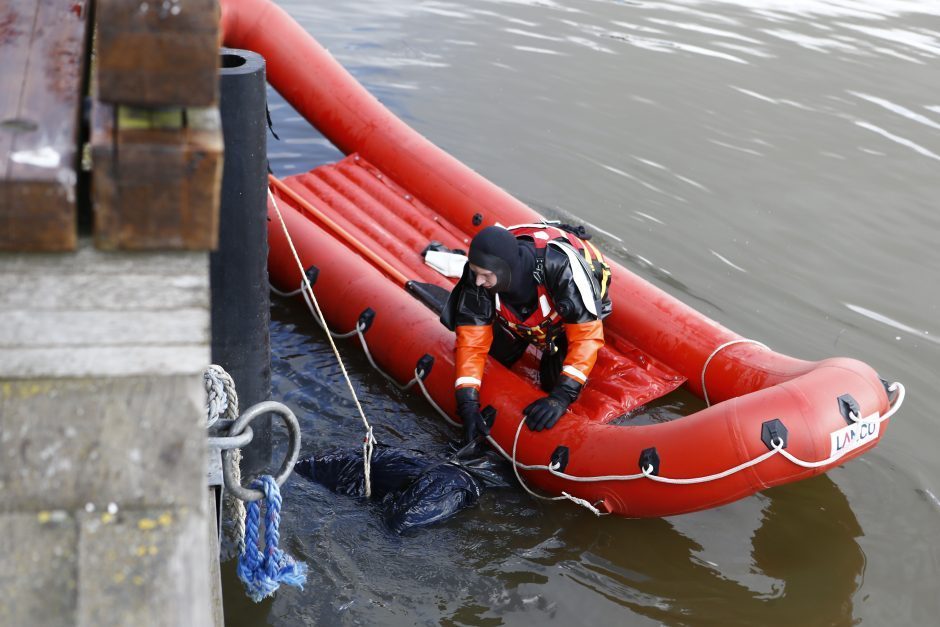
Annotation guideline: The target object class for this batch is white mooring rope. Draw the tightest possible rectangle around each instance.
[205,364,239,428]
[268,186,377,497]
[205,364,246,556]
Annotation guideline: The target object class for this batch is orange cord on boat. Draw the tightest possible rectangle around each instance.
[268,174,411,288]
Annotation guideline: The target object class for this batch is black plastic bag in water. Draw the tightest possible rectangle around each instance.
[294,444,509,533]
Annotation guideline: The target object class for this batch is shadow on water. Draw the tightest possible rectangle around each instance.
[600,476,863,626]
[443,473,865,626]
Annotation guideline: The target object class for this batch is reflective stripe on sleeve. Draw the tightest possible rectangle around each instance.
[562,365,587,383]
[455,376,482,388]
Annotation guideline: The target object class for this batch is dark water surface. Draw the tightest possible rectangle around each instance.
[227,1,940,624]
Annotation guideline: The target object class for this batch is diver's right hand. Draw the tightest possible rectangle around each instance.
[456,387,490,444]
[461,409,490,444]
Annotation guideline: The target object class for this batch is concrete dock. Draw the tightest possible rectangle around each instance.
[1,0,225,623]
[0,244,216,626]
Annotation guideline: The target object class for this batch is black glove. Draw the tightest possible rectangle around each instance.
[456,387,489,444]
[524,376,582,431]
[523,390,570,431]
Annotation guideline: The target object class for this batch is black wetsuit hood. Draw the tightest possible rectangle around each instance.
[468,226,536,304]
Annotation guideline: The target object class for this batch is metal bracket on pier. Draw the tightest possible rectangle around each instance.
[207,420,255,487]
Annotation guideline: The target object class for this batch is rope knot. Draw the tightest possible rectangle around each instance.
[236,475,308,602]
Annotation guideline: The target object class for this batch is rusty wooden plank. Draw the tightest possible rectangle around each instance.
[91,103,222,250]
[0,0,88,252]
[95,0,219,107]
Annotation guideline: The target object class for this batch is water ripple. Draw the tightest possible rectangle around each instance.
[504,27,563,41]
[645,18,764,44]
[850,91,940,130]
[707,139,764,156]
[710,250,748,273]
[512,44,567,55]
[854,121,940,161]
[762,28,859,51]
[838,22,940,57]
[845,303,939,344]
[676,0,940,19]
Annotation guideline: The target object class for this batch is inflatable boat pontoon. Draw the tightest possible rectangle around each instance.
[220,0,904,517]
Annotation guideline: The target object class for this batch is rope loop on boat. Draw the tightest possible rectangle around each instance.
[507,419,608,516]
[298,284,361,339]
[701,338,769,407]
[489,382,905,499]
[278,276,431,394]
[273,272,462,435]
[268,185,378,497]
[270,283,305,298]
[842,381,905,426]
[415,367,460,428]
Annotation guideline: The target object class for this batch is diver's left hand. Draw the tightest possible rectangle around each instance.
[523,393,569,431]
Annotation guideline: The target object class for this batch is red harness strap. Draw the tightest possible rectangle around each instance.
[491,224,579,347]
[494,287,561,348]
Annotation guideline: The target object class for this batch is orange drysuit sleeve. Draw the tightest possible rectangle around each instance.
[454,324,493,390]
[560,320,604,385]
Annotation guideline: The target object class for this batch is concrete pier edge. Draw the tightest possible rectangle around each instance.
[0,240,215,626]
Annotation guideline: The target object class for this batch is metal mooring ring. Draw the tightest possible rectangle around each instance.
[222,401,302,502]
[208,420,254,450]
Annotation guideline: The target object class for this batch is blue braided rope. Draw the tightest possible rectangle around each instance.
[236,475,308,602]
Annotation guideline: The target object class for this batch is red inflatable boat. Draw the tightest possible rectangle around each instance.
[221,0,904,517]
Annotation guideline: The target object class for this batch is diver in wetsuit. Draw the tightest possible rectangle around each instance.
[441,224,612,444]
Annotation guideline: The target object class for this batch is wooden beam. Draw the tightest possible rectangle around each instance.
[91,103,223,250]
[0,239,210,378]
[0,0,89,252]
[95,0,220,107]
